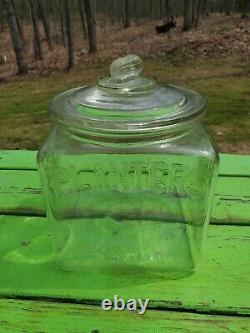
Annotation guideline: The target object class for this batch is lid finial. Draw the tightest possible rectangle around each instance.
[98,54,155,94]
[110,54,143,83]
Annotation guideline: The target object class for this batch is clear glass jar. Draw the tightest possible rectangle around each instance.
[37,55,219,279]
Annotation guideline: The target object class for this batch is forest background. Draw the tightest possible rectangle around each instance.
[0,0,249,153]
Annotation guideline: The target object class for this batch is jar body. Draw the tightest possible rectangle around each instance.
[37,122,218,279]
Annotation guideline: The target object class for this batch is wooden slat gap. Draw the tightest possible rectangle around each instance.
[1,295,249,318]
[0,167,37,171]
[0,213,249,226]
[218,174,250,179]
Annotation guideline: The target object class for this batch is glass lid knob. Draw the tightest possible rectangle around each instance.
[98,54,155,94]
[110,54,143,83]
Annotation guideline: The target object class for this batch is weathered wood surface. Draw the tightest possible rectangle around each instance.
[0,151,250,224]
[0,299,249,333]
[0,150,249,332]
[0,150,37,170]
[0,215,249,315]
[1,150,249,176]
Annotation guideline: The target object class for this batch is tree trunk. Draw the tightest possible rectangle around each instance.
[110,0,117,25]
[205,0,211,16]
[202,0,208,17]
[46,0,53,18]
[149,0,154,21]
[219,0,225,13]
[0,8,6,32]
[241,0,248,18]
[192,0,197,26]
[148,0,154,22]
[83,0,97,53]
[225,0,234,15]
[133,0,139,24]
[20,0,27,21]
[3,0,27,74]
[122,0,130,29]
[58,0,66,47]
[210,0,216,12]
[165,0,170,22]
[62,0,74,69]
[78,0,87,40]
[160,0,165,19]
[0,22,5,33]
[37,0,52,50]
[29,0,42,60]
[183,0,192,31]
[11,0,24,43]
[194,0,202,27]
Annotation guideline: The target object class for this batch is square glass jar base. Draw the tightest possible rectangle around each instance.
[53,216,197,281]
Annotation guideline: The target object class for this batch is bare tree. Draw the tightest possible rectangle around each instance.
[58,0,66,47]
[183,0,192,31]
[84,0,97,53]
[0,1,6,32]
[225,0,234,15]
[160,0,165,19]
[62,0,74,69]
[202,0,209,17]
[165,0,170,22]
[133,0,138,23]
[110,0,117,25]
[192,0,197,26]
[29,0,42,60]
[194,0,203,27]
[37,0,52,50]
[219,0,225,13]
[149,0,154,21]
[122,0,130,29]
[241,0,248,18]
[3,0,27,74]
[0,22,5,33]
[78,0,87,40]
[11,0,24,43]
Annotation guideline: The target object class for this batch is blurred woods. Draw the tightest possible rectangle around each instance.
[1,0,249,74]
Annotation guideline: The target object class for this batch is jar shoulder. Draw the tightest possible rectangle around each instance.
[38,124,218,162]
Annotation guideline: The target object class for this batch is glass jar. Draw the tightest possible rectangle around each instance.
[37,55,219,279]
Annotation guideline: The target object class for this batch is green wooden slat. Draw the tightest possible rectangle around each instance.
[0,150,37,170]
[0,215,249,315]
[0,170,44,216]
[219,154,250,177]
[0,150,249,223]
[0,299,249,333]
[1,150,250,176]
[212,177,250,224]
[1,169,249,224]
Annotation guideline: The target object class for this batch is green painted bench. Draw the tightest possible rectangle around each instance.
[0,150,249,332]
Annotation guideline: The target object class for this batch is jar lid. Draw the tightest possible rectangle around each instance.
[51,54,206,133]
